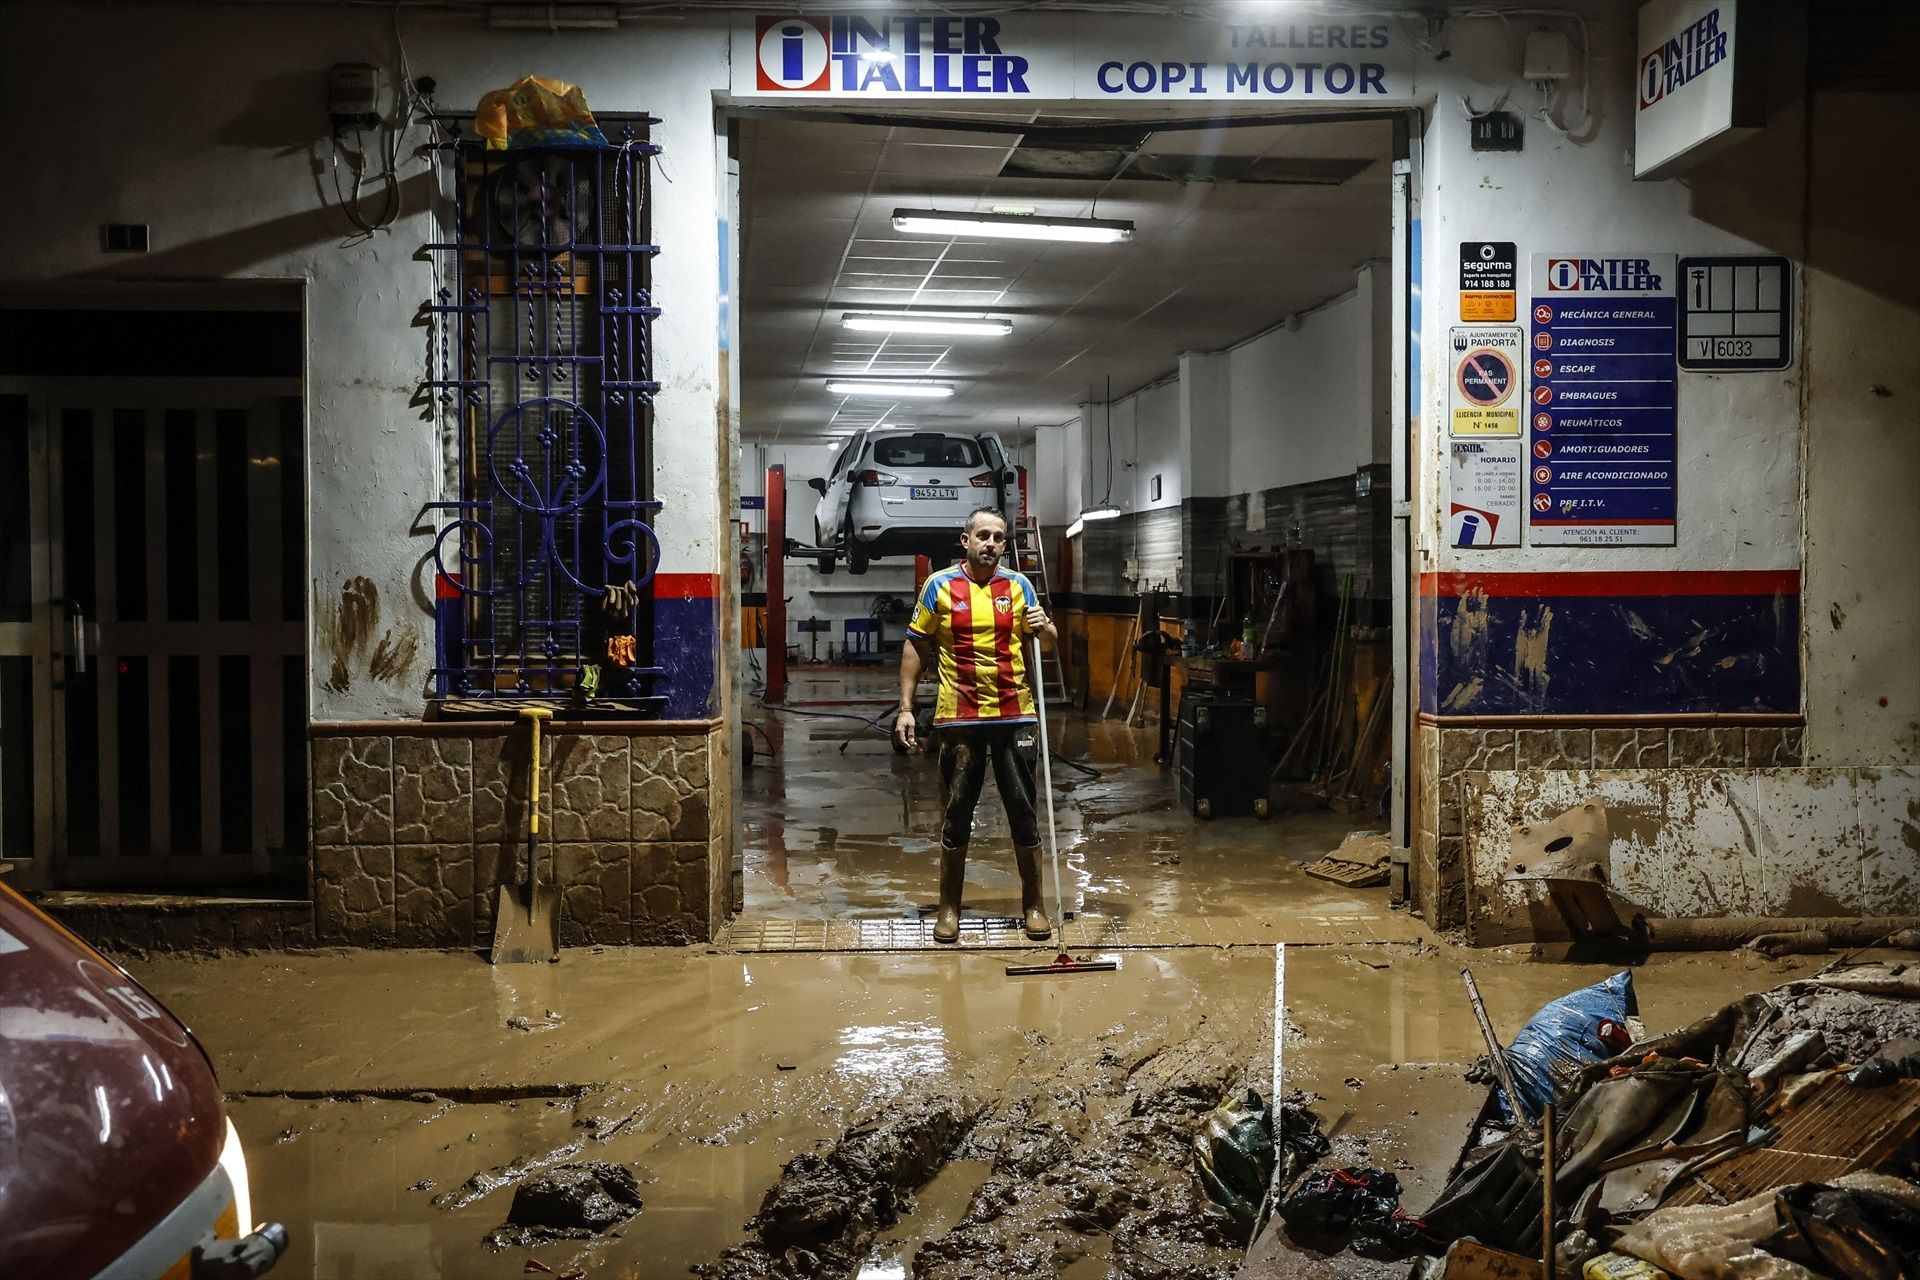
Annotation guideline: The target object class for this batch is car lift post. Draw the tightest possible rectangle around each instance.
[766,463,786,703]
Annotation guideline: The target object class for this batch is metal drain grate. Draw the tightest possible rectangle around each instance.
[717,911,1425,953]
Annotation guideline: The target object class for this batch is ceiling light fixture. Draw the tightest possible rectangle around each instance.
[825,379,956,399]
[841,311,1012,337]
[891,209,1134,244]
[1080,502,1123,521]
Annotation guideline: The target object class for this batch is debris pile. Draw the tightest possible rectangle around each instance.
[1420,958,1920,1279]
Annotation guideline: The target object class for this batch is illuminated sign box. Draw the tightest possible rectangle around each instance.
[1634,0,1767,178]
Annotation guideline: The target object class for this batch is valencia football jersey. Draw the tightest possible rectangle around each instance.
[907,566,1040,727]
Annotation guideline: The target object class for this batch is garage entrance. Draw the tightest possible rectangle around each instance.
[727,106,1413,949]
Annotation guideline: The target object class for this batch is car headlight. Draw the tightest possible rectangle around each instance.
[218,1117,253,1233]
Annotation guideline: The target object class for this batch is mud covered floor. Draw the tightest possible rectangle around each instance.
[740,672,1420,948]
[121,690,1839,1277]
[127,943,1834,1279]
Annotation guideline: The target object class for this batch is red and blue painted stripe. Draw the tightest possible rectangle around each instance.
[1419,569,1799,716]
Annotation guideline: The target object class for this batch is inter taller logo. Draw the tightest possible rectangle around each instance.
[756,16,830,91]
[1546,258,1664,293]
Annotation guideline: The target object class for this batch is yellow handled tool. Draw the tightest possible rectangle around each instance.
[489,706,559,964]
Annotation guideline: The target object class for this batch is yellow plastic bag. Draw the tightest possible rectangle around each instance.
[474,76,608,150]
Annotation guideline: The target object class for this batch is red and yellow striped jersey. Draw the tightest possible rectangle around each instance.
[907,565,1040,727]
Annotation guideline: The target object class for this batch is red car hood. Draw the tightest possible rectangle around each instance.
[0,881,227,1277]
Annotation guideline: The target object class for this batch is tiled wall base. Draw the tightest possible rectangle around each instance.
[1414,721,1803,932]
[311,726,725,947]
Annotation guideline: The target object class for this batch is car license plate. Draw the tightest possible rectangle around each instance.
[910,486,958,500]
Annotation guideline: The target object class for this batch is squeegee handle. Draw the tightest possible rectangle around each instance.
[1031,636,1066,941]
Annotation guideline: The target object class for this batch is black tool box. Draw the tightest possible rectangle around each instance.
[1175,696,1270,819]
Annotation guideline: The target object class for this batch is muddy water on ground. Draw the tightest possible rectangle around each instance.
[746,676,1403,940]
[127,941,1831,1279]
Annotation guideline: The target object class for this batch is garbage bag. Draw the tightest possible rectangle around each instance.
[1500,970,1638,1122]
[1193,1088,1274,1231]
[1763,1174,1920,1280]
[1280,1166,1427,1256]
[475,76,609,150]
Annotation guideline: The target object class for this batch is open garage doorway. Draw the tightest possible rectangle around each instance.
[727,108,1416,951]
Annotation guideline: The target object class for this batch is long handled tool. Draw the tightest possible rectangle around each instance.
[1008,634,1117,978]
[490,706,559,964]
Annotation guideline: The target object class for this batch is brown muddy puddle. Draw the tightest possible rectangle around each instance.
[125,940,1830,1279]
[743,678,1403,943]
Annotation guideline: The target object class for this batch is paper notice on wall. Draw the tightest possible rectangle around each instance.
[1449,438,1522,546]
[1449,326,1524,436]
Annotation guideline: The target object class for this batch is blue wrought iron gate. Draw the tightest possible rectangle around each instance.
[425,124,666,711]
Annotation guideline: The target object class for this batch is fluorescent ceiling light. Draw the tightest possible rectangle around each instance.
[891,209,1134,244]
[841,311,1012,337]
[1081,503,1123,521]
[825,379,955,399]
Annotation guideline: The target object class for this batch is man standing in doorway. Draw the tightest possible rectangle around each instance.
[894,507,1057,944]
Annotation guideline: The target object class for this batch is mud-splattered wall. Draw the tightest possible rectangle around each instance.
[1411,10,1919,928]
[1,3,731,727]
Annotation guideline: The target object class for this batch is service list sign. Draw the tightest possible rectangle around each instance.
[1528,254,1679,546]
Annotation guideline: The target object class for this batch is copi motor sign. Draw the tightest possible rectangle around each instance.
[734,12,1416,100]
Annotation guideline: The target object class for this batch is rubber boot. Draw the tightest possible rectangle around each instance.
[934,843,967,943]
[1014,843,1053,941]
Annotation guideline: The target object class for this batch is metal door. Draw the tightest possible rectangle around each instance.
[0,378,306,889]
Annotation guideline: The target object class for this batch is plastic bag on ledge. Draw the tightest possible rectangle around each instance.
[475,76,609,150]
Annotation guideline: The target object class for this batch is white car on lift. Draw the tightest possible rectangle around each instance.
[808,428,1021,574]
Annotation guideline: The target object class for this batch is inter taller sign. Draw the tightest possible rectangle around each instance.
[1634,0,1766,178]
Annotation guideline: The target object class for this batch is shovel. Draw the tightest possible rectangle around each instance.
[490,706,559,964]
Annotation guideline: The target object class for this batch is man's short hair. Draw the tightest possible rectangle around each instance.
[964,506,1007,533]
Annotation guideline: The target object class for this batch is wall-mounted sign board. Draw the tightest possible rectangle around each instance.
[1450,439,1523,547]
[732,13,1417,101]
[1677,255,1792,370]
[1528,254,1679,546]
[1459,241,1517,322]
[1635,0,1765,178]
[1449,326,1524,436]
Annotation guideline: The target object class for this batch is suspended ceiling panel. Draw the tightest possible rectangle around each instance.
[739,114,1393,443]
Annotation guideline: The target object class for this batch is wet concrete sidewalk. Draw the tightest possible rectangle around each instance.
[127,943,1830,1279]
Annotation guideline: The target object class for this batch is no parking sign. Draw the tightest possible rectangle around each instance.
[1448,326,1523,437]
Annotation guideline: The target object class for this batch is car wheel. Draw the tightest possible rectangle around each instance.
[846,521,869,575]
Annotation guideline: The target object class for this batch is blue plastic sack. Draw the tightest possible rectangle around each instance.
[1498,970,1637,1122]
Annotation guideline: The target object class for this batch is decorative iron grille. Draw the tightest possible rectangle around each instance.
[424,123,664,709]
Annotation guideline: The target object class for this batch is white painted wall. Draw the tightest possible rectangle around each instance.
[1061,263,1386,519]
[1223,280,1380,495]
[1801,93,1920,766]
[1,2,732,722]
[1415,9,1805,579]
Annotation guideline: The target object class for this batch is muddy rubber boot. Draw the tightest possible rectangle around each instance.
[934,843,967,943]
[1014,843,1052,941]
